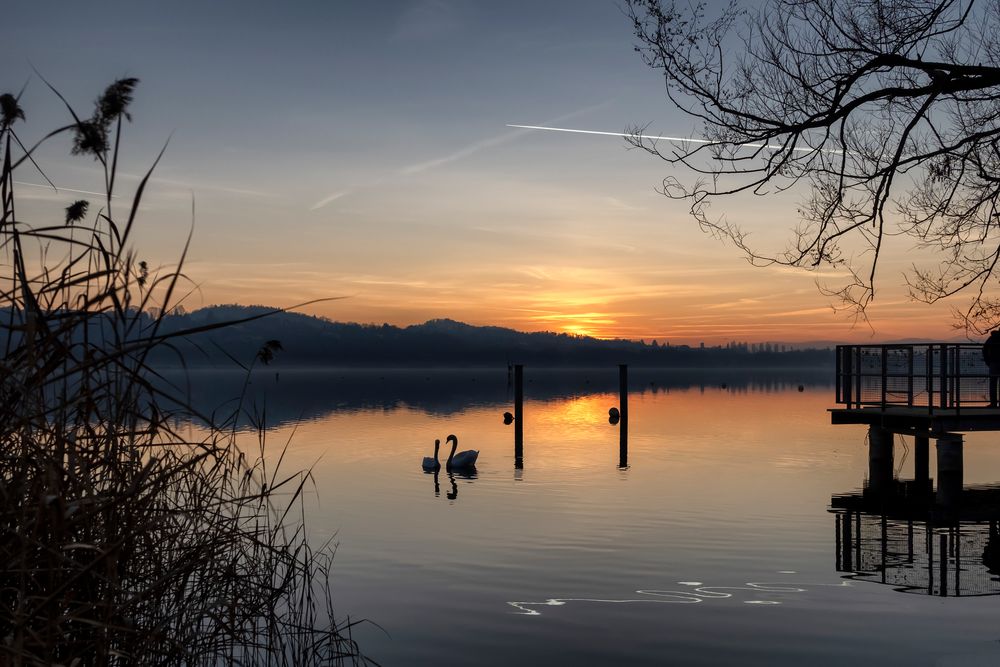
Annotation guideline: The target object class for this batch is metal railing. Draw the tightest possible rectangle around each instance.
[836,344,994,411]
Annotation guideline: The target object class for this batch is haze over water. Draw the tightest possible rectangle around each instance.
[198,368,1000,665]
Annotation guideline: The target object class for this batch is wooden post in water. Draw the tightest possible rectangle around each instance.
[619,364,629,469]
[514,364,524,468]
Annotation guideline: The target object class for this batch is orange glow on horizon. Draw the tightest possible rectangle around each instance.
[173,222,980,346]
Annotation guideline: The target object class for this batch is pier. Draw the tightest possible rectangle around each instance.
[832,342,1000,509]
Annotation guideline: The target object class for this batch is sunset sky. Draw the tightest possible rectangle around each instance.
[2,0,972,344]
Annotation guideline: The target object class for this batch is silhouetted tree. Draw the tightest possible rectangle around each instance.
[626,0,1000,332]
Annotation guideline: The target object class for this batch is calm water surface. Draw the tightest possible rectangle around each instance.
[191,368,1000,665]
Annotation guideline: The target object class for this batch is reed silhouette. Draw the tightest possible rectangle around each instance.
[0,79,366,665]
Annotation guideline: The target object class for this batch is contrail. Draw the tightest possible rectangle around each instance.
[309,190,350,211]
[309,101,616,212]
[505,124,841,155]
[14,181,112,197]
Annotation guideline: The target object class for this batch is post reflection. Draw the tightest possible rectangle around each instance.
[514,364,524,469]
[618,364,629,470]
[617,412,628,470]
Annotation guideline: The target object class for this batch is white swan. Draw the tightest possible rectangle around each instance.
[445,434,478,470]
[422,439,441,471]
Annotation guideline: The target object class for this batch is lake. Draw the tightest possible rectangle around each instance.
[182,367,1000,665]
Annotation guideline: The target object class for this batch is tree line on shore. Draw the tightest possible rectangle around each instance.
[134,305,836,368]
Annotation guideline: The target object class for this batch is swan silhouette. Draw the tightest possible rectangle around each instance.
[422,439,441,471]
[445,434,478,470]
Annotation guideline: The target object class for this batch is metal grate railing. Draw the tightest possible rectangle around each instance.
[836,344,993,411]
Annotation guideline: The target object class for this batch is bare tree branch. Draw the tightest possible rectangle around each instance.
[626,0,1000,333]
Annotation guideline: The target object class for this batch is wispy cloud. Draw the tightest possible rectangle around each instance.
[152,175,277,198]
[58,164,279,200]
[309,191,351,211]
[309,101,612,211]
[400,130,522,175]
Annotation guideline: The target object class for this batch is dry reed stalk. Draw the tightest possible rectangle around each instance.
[0,79,368,666]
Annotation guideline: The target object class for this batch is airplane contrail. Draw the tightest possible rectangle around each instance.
[14,181,113,198]
[505,124,841,155]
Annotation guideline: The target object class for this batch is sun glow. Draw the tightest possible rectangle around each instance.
[561,323,599,338]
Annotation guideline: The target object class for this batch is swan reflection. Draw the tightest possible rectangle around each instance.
[426,467,476,501]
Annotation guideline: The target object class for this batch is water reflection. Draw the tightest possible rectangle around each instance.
[215,379,1000,664]
[616,408,628,470]
[830,480,1000,596]
[158,367,831,430]
[508,580,853,616]
[426,469,476,502]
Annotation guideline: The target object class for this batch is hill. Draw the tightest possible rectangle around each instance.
[145,305,834,368]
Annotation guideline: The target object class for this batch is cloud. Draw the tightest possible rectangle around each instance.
[309,190,350,211]
[309,101,613,212]
[400,129,522,175]
[401,100,614,176]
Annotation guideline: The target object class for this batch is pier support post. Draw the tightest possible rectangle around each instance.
[619,364,629,469]
[936,434,963,508]
[514,365,524,468]
[914,434,930,491]
[867,426,894,493]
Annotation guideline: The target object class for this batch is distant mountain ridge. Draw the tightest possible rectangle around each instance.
[147,305,835,368]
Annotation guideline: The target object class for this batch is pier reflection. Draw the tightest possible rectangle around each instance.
[830,482,1000,596]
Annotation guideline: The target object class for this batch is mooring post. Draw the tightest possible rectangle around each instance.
[514,364,524,467]
[936,433,963,508]
[619,364,629,469]
[914,434,930,492]
[867,426,894,493]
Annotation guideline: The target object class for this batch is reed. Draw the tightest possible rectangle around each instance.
[0,79,367,665]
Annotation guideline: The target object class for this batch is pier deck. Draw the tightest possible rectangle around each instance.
[830,406,1000,432]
